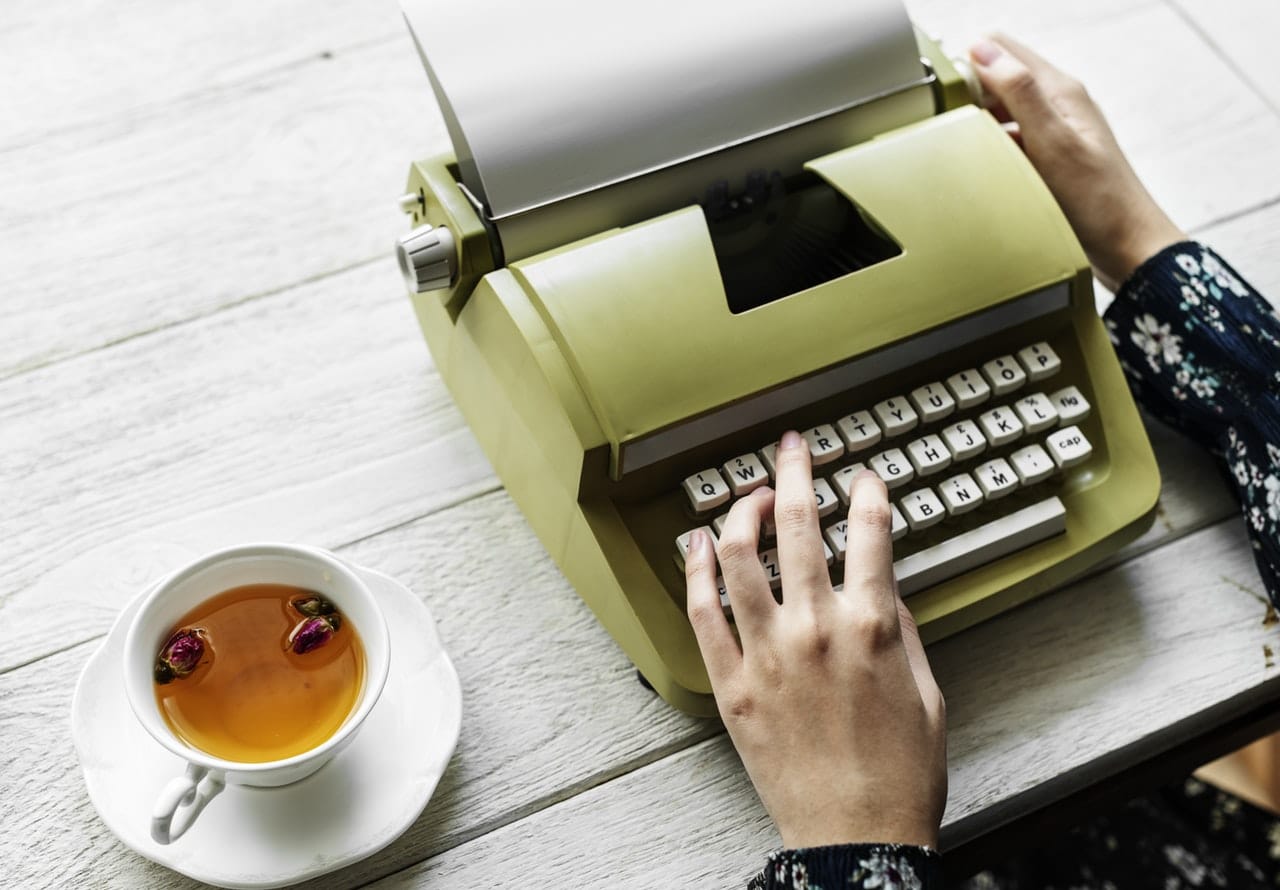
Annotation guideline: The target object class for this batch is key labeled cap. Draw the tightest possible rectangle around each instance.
[909,383,956,423]
[1045,426,1093,469]
[869,448,915,490]
[683,469,730,513]
[803,424,845,466]
[938,472,984,516]
[1016,342,1062,382]
[831,463,869,506]
[977,406,1024,447]
[872,397,919,437]
[836,410,882,453]
[1009,443,1055,485]
[1050,386,1091,425]
[1014,392,1058,433]
[941,420,986,461]
[974,457,1019,499]
[945,369,991,409]
[905,434,952,477]
[900,487,946,531]
[722,452,768,496]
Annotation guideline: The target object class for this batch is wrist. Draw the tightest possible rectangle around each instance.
[1091,194,1186,291]
[780,820,938,851]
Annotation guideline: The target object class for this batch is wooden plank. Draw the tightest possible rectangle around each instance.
[0,490,715,890]
[0,38,448,380]
[1169,0,1280,115]
[0,260,489,672]
[0,0,404,148]
[369,518,1280,887]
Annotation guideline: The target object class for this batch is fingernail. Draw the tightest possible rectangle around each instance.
[852,469,883,496]
[970,38,1003,66]
[688,528,707,556]
[780,430,803,451]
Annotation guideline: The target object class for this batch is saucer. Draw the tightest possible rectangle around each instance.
[71,565,462,889]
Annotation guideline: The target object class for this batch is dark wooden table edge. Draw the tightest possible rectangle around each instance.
[941,680,1280,878]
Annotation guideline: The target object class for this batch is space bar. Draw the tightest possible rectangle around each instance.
[890,497,1066,597]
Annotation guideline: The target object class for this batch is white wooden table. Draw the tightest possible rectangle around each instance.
[5,0,1280,886]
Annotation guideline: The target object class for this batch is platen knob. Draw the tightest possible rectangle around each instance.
[396,224,457,293]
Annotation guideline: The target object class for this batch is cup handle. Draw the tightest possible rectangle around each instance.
[151,763,226,844]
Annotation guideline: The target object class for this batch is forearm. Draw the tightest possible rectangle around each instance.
[1103,241,1280,596]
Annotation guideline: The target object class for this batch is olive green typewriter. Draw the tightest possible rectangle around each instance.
[393,0,1160,715]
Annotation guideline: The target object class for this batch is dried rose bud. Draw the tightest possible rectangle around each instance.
[290,595,336,618]
[154,629,206,684]
[289,616,338,655]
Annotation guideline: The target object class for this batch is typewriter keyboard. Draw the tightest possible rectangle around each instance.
[675,342,1092,613]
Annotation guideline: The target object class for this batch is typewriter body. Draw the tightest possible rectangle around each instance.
[395,0,1160,715]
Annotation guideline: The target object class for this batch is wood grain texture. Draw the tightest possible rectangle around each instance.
[1170,0,1280,115]
[0,37,448,380]
[0,260,483,672]
[375,519,1280,887]
[0,491,715,889]
[0,0,403,147]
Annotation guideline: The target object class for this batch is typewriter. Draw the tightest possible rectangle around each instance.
[394,0,1160,715]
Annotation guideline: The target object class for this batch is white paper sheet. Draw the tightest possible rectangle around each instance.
[402,0,926,221]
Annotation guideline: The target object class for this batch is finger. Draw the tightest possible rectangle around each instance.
[968,35,1060,134]
[1002,120,1024,149]
[895,595,946,727]
[716,486,779,637]
[685,528,741,685]
[841,470,899,623]
[986,32,1069,84]
[771,431,832,608]
[985,98,1013,124]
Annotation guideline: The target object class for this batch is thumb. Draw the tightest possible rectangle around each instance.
[969,37,1058,133]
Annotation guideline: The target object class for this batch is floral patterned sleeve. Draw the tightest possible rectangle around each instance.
[748,843,942,889]
[1102,241,1280,601]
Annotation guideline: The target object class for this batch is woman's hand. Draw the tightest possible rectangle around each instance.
[969,34,1186,291]
[684,430,947,849]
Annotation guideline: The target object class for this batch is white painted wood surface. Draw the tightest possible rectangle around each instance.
[3,0,1280,886]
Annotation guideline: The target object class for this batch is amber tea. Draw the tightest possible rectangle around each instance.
[153,583,365,763]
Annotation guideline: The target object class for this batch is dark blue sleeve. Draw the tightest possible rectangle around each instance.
[1102,241,1280,599]
[748,843,943,889]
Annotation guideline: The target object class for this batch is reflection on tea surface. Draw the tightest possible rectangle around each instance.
[154,584,364,763]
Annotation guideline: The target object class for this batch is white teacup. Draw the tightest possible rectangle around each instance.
[122,543,391,844]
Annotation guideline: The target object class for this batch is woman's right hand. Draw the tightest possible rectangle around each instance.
[969,34,1186,291]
